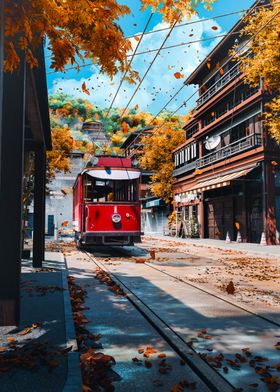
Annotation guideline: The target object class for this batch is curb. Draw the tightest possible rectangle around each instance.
[58,253,82,392]
[92,256,234,392]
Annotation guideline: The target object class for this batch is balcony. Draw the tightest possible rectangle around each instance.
[196,133,263,169]
[173,161,196,177]
[196,63,241,109]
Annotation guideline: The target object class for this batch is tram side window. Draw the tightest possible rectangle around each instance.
[83,175,138,202]
[114,179,138,201]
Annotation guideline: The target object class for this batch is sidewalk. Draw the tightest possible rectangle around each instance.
[150,234,280,259]
[0,252,81,392]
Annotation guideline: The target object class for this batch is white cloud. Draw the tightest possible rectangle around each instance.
[50,15,223,116]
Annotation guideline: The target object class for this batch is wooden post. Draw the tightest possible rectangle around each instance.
[265,161,276,245]
[199,193,204,239]
[0,11,26,324]
[33,142,46,267]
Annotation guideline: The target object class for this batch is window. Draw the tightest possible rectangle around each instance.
[83,175,139,202]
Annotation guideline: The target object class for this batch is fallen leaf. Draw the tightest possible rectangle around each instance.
[145,360,152,368]
[135,259,145,264]
[18,327,32,336]
[226,281,235,295]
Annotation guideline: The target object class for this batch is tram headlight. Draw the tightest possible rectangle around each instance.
[112,213,121,224]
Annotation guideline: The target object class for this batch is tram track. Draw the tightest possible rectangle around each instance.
[82,249,236,392]
[80,246,280,392]
[88,245,280,328]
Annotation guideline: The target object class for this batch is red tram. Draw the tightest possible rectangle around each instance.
[73,156,141,247]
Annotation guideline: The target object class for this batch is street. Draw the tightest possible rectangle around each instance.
[61,236,280,391]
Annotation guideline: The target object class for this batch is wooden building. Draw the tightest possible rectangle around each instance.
[0,2,52,325]
[172,5,280,244]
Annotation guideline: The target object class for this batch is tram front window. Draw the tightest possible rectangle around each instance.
[83,176,138,202]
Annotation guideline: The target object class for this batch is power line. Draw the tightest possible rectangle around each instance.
[124,0,266,155]
[45,2,277,63]
[46,2,278,76]
[105,13,153,119]
[119,19,179,119]
[46,32,235,75]
[124,2,277,40]
[127,7,280,158]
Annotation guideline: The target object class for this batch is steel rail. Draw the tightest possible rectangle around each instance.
[80,244,280,390]
[82,249,234,392]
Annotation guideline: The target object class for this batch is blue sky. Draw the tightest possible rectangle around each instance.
[46,0,255,115]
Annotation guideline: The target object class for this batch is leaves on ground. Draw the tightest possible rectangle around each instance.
[226,281,235,295]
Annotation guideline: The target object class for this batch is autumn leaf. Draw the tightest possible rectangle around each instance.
[6,337,15,342]
[158,353,166,358]
[121,121,129,133]
[235,222,240,230]
[134,104,139,110]
[226,281,235,295]
[211,26,218,30]
[174,72,184,79]
[18,327,32,336]
[135,258,145,263]
[95,113,100,119]
[82,82,90,96]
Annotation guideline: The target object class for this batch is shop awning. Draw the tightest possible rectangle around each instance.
[146,198,164,208]
[184,166,255,194]
[86,169,141,180]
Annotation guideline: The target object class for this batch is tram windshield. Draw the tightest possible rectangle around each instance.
[83,175,139,202]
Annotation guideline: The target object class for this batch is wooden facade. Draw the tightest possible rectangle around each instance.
[0,1,52,325]
[172,4,280,245]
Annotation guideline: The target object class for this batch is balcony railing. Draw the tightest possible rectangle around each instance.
[173,161,196,177]
[196,133,263,169]
[196,63,241,109]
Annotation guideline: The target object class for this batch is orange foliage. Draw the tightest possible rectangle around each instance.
[4,0,214,80]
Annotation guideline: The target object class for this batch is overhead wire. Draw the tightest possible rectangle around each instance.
[119,18,179,119]
[105,13,154,119]
[126,5,280,158]
[46,32,238,75]
[123,0,265,154]
[46,2,278,76]
[45,2,277,63]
